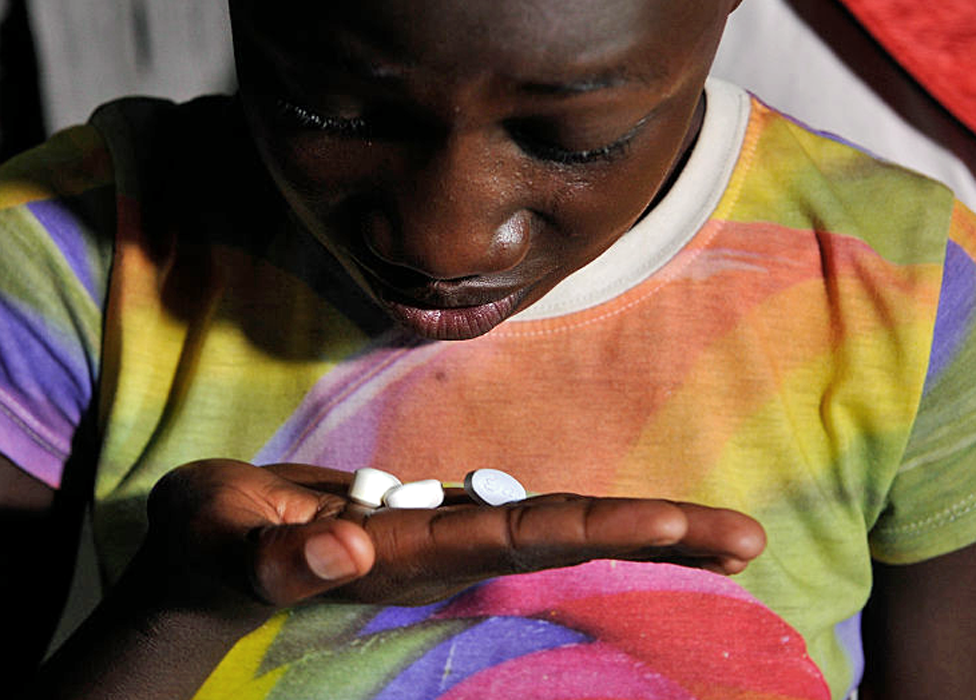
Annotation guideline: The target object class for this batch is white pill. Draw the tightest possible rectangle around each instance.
[349,468,402,508]
[383,479,445,509]
[464,468,526,506]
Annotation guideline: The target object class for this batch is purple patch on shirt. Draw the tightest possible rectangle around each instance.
[361,599,455,636]
[0,296,93,484]
[924,240,976,389]
[26,199,101,302]
[373,616,589,700]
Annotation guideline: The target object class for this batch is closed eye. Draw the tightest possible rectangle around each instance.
[276,98,372,137]
[505,113,652,166]
[276,96,652,167]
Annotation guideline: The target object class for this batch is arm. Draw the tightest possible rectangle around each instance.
[11,457,765,699]
[26,523,370,700]
[10,459,375,700]
[1,448,278,699]
[861,542,976,699]
[0,454,76,677]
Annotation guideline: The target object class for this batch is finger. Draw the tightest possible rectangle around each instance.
[364,497,691,581]
[150,459,348,529]
[250,518,375,606]
[670,502,767,563]
[262,462,354,496]
[632,504,764,575]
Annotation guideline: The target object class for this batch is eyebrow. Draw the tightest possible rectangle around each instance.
[287,47,640,99]
[259,20,644,99]
[321,51,411,87]
[250,16,412,86]
[517,72,637,97]
[327,57,644,100]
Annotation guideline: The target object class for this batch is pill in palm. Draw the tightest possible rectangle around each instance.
[382,479,445,509]
[349,467,402,508]
[464,468,526,506]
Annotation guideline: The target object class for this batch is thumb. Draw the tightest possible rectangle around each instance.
[250,518,375,606]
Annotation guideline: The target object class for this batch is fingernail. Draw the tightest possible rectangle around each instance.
[305,533,359,581]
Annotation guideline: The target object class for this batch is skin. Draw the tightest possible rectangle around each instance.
[861,547,976,699]
[231,0,736,339]
[3,0,974,698]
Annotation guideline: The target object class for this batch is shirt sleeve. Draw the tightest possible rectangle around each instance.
[0,125,115,488]
[870,200,976,564]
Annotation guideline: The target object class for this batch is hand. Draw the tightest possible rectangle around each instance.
[142,459,766,617]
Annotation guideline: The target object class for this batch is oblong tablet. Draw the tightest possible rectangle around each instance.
[349,467,402,508]
[464,468,526,506]
[383,479,445,509]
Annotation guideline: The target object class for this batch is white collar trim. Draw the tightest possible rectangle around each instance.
[513,78,751,321]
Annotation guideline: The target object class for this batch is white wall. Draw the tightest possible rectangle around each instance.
[28,0,235,132]
[712,0,976,209]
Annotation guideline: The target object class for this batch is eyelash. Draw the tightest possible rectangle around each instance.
[505,124,634,165]
[275,97,638,166]
[276,98,371,137]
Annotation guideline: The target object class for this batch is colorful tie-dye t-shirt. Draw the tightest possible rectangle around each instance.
[2,79,976,700]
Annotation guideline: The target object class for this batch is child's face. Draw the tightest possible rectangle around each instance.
[231,0,735,340]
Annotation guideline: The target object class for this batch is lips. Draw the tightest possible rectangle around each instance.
[378,289,525,340]
[352,257,530,340]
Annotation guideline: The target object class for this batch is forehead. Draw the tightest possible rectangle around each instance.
[240,0,723,85]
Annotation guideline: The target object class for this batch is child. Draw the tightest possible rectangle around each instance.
[3,1,975,698]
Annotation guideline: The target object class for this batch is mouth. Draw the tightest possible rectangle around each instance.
[379,288,526,340]
[353,259,530,340]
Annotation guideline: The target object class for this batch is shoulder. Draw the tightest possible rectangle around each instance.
[718,84,957,266]
[0,122,113,212]
[88,94,237,201]
[88,94,268,254]
[0,93,237,247]
[0,117,118,305]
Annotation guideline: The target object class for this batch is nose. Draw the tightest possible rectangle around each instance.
[363,132,532,280]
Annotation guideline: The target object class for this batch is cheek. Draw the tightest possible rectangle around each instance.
[249,129,399,258]
[545,150,675,252]
[258,133,370,209]
[242,100,384,210]
[550,95,705,248]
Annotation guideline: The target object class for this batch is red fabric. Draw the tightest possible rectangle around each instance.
[838,0,976,133]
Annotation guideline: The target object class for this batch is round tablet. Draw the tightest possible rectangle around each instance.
[464,468,526,506]
[383,479,445,509]
[348,467,402,508]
